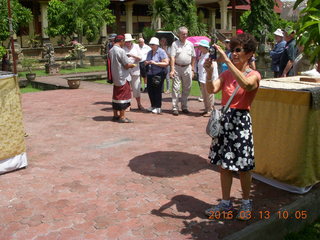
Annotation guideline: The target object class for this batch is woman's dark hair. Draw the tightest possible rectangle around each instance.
[230,33,257,53]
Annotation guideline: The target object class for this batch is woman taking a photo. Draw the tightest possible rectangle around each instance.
[145,37,169,114]
[204,33,261,220]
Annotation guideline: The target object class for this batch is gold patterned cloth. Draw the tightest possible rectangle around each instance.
[251,82,320,188]
[0,75,26,161]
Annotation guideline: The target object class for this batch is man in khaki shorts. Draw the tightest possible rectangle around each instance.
[170,26,196,116]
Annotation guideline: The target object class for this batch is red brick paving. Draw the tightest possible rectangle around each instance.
[0,74,318,240]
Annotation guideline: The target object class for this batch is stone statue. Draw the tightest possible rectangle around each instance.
[43,43,60,75]
[43,43,55,65]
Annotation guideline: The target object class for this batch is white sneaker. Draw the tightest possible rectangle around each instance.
[198,97,204,102]
[152,108,161,114]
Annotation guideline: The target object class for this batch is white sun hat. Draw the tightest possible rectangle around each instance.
[124,33,134,42]
[149,37,160,45]
[273,29,284,37]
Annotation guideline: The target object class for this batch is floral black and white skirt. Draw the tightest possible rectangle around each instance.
[208,108,255,172]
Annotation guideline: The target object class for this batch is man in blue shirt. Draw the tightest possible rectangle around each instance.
[279,27,298,77]
[270,29,286,78]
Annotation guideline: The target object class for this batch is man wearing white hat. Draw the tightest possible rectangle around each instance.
[124,33,144,110]
[270,28,286,77]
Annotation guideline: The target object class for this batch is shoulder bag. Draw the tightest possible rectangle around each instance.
[206,69,252,138]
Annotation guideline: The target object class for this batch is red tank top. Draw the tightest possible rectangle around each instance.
[220,70,261,110]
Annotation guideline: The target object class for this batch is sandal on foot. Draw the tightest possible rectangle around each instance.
[118,118,134,123]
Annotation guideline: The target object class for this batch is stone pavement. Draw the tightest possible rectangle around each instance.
[1,73,319,240]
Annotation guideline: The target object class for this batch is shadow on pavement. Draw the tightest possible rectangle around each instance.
[128,151,216,177]
[93,101,112,105]
[92,116,114,122]
[151,194,245,240]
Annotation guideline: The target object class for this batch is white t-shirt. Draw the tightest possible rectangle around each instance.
[124,43,141,76]
[139,44,152,62]
[171,39,196,65]
[197,52,218,84]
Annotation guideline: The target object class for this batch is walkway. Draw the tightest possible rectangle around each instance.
[1,73,319,240]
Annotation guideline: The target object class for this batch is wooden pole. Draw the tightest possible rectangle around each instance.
[7,0,17,74]
[232,0,236,28]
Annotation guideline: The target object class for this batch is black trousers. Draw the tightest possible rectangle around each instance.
[147,73,165,108]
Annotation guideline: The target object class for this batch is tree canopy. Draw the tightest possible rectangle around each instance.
[47,0,115,43]
[240,0,280,42]
[294,0,320,64]
[150,0,207,36]
[0,0,32,42]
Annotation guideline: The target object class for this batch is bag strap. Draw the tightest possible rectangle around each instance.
[221,68,252,114]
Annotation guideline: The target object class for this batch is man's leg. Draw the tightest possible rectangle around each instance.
[171,70,181,112]
[119,110,125,119]
[181,66,192,111]
[131,75,144,109]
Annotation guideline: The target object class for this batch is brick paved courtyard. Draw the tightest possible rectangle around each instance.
[0,77,317,240]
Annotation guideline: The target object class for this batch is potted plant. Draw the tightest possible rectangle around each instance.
[21,58,37,81]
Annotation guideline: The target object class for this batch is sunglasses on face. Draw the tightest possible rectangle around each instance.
[230,48,244,53]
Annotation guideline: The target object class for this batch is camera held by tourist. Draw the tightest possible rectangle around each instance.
[124,33,144,111]
[145,37,169,114]
[204,33,261,220]
[138,38,151,93]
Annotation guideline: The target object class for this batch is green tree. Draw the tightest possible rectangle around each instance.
[245,0,279,42]
[294,0,320,64]
[0,0,32,42]
[150,0,169,29]
[240,10,293,42]
[47,0,115,43]
[150,0,207,36]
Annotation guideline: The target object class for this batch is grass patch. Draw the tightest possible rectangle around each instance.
[284,217,320,240]
[18,65,106,78]
[20,83,42,94]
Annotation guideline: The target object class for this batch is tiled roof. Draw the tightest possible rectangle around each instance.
[228,0,283,13]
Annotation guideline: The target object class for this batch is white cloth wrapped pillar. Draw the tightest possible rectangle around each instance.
[125,2,134,33]
[40,1,49,40]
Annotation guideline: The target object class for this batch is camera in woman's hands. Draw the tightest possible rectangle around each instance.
[209,46,217,60]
